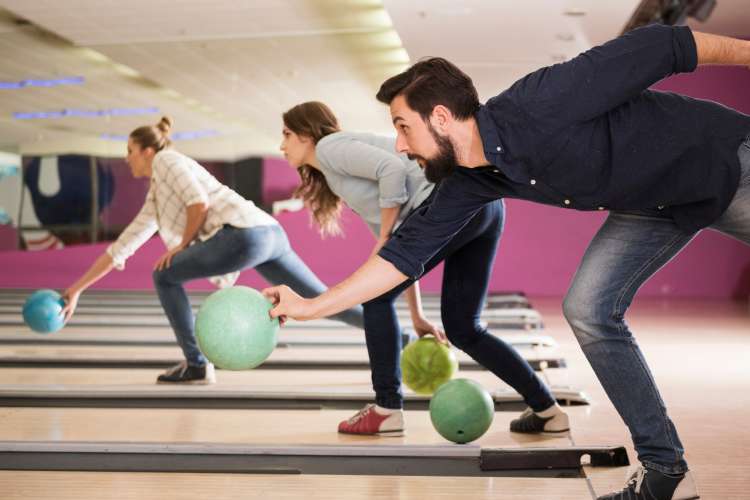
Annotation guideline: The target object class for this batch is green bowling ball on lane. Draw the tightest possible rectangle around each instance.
[429,378,495,444]
[400,335,458,395]
[195,286,279,370]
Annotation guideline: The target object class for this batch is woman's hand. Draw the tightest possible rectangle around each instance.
[60,288,81,323]
[154,245,185,271]
[411,315,448,344]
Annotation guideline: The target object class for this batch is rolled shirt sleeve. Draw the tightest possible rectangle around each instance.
[318,136,409,208]
[106,188,159,270]
[154,151,209,207]
[505,24,698,125]
[378,169,496,279]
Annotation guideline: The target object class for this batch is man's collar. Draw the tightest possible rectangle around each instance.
[475,105,505,162]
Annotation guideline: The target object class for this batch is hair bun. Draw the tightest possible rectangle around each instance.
[156,116,173,135]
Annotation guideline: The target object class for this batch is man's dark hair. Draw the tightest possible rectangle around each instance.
[376,57,480,121]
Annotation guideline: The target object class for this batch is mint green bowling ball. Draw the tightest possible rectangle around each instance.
[195,286,279,370]
[429,378,495,444]
[400,335,458,395]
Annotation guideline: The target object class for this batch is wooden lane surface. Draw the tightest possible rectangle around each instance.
[0,325,558,348]
[0,406,577,450]
[0,471,592,500]
[0,471,591,500]
[0,343,561,367]
[0,367,575,397]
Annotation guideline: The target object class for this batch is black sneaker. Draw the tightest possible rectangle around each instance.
[156,361,216,385]
[598,466,699,500]
[509,407,570,434]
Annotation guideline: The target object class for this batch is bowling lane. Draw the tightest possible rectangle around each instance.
[0,471,593,500]
[0,325,558,348]
[0,366,567,392]
[0,406,575,449]
[0,324,361,338]
[0,345,556,364]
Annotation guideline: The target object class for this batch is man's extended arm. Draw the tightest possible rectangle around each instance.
[264,171,495,321]
[264,255,406,320]
[693,31,750,66]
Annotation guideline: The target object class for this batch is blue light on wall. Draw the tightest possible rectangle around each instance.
[99,134,129,141]
[0,208,11,225]
[0,165,20,179]
[0,76,85,89]
[172,129,220,141]
[14,107,160,120]
[100,129,220,141]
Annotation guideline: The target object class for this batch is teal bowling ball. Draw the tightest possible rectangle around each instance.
[429,378,495,444]
[195,286,279,370]
[22,289,65,334]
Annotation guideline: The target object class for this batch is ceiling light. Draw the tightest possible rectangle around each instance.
[112,64,141,78]
[100,129,219,141]
[0,76,84,90]
[14,107,159,120]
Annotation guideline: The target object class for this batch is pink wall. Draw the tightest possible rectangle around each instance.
[98,158,150,228]
[262,157,298,205]
[1,67,749,298]
[0,225,16,251]
[0,208,376,292]
[2,196,748,298]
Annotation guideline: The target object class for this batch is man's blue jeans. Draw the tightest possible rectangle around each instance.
[563,137,750,474]
[153,224,364,366]
[365,199,557,412]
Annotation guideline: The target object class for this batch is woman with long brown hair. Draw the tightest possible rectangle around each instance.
[61,116,363,384]
[280,101,568,438]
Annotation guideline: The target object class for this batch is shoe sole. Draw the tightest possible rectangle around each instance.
[156,379,216,385]
[541,429,570,437]
[509,428,571,436]
[338,430,405,437]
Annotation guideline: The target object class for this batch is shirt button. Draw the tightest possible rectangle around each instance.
[496,146,502,152]
[530,179,536,185]
[564,199,571,205]
[657,205,664,210]
[597,206,605,210]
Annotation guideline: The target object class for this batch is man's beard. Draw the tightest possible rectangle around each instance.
[407,123,457,184]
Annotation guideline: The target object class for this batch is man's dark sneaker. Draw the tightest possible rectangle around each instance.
[598,466,699,500]
[509,405,570,434]
[156,361,216,385]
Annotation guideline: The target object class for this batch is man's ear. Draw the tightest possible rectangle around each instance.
[429,105,452,133]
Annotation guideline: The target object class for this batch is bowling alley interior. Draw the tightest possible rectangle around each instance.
[0,1,749,499]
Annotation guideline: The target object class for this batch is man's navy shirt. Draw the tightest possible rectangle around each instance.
[380,23,750,280]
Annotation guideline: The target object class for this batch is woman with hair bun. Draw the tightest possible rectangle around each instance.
[61,116,363,384]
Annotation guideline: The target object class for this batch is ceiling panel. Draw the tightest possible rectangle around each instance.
[384,0,749,103]
[0,0,746,159]
[0,1,405,158]
[0,0,392,44]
